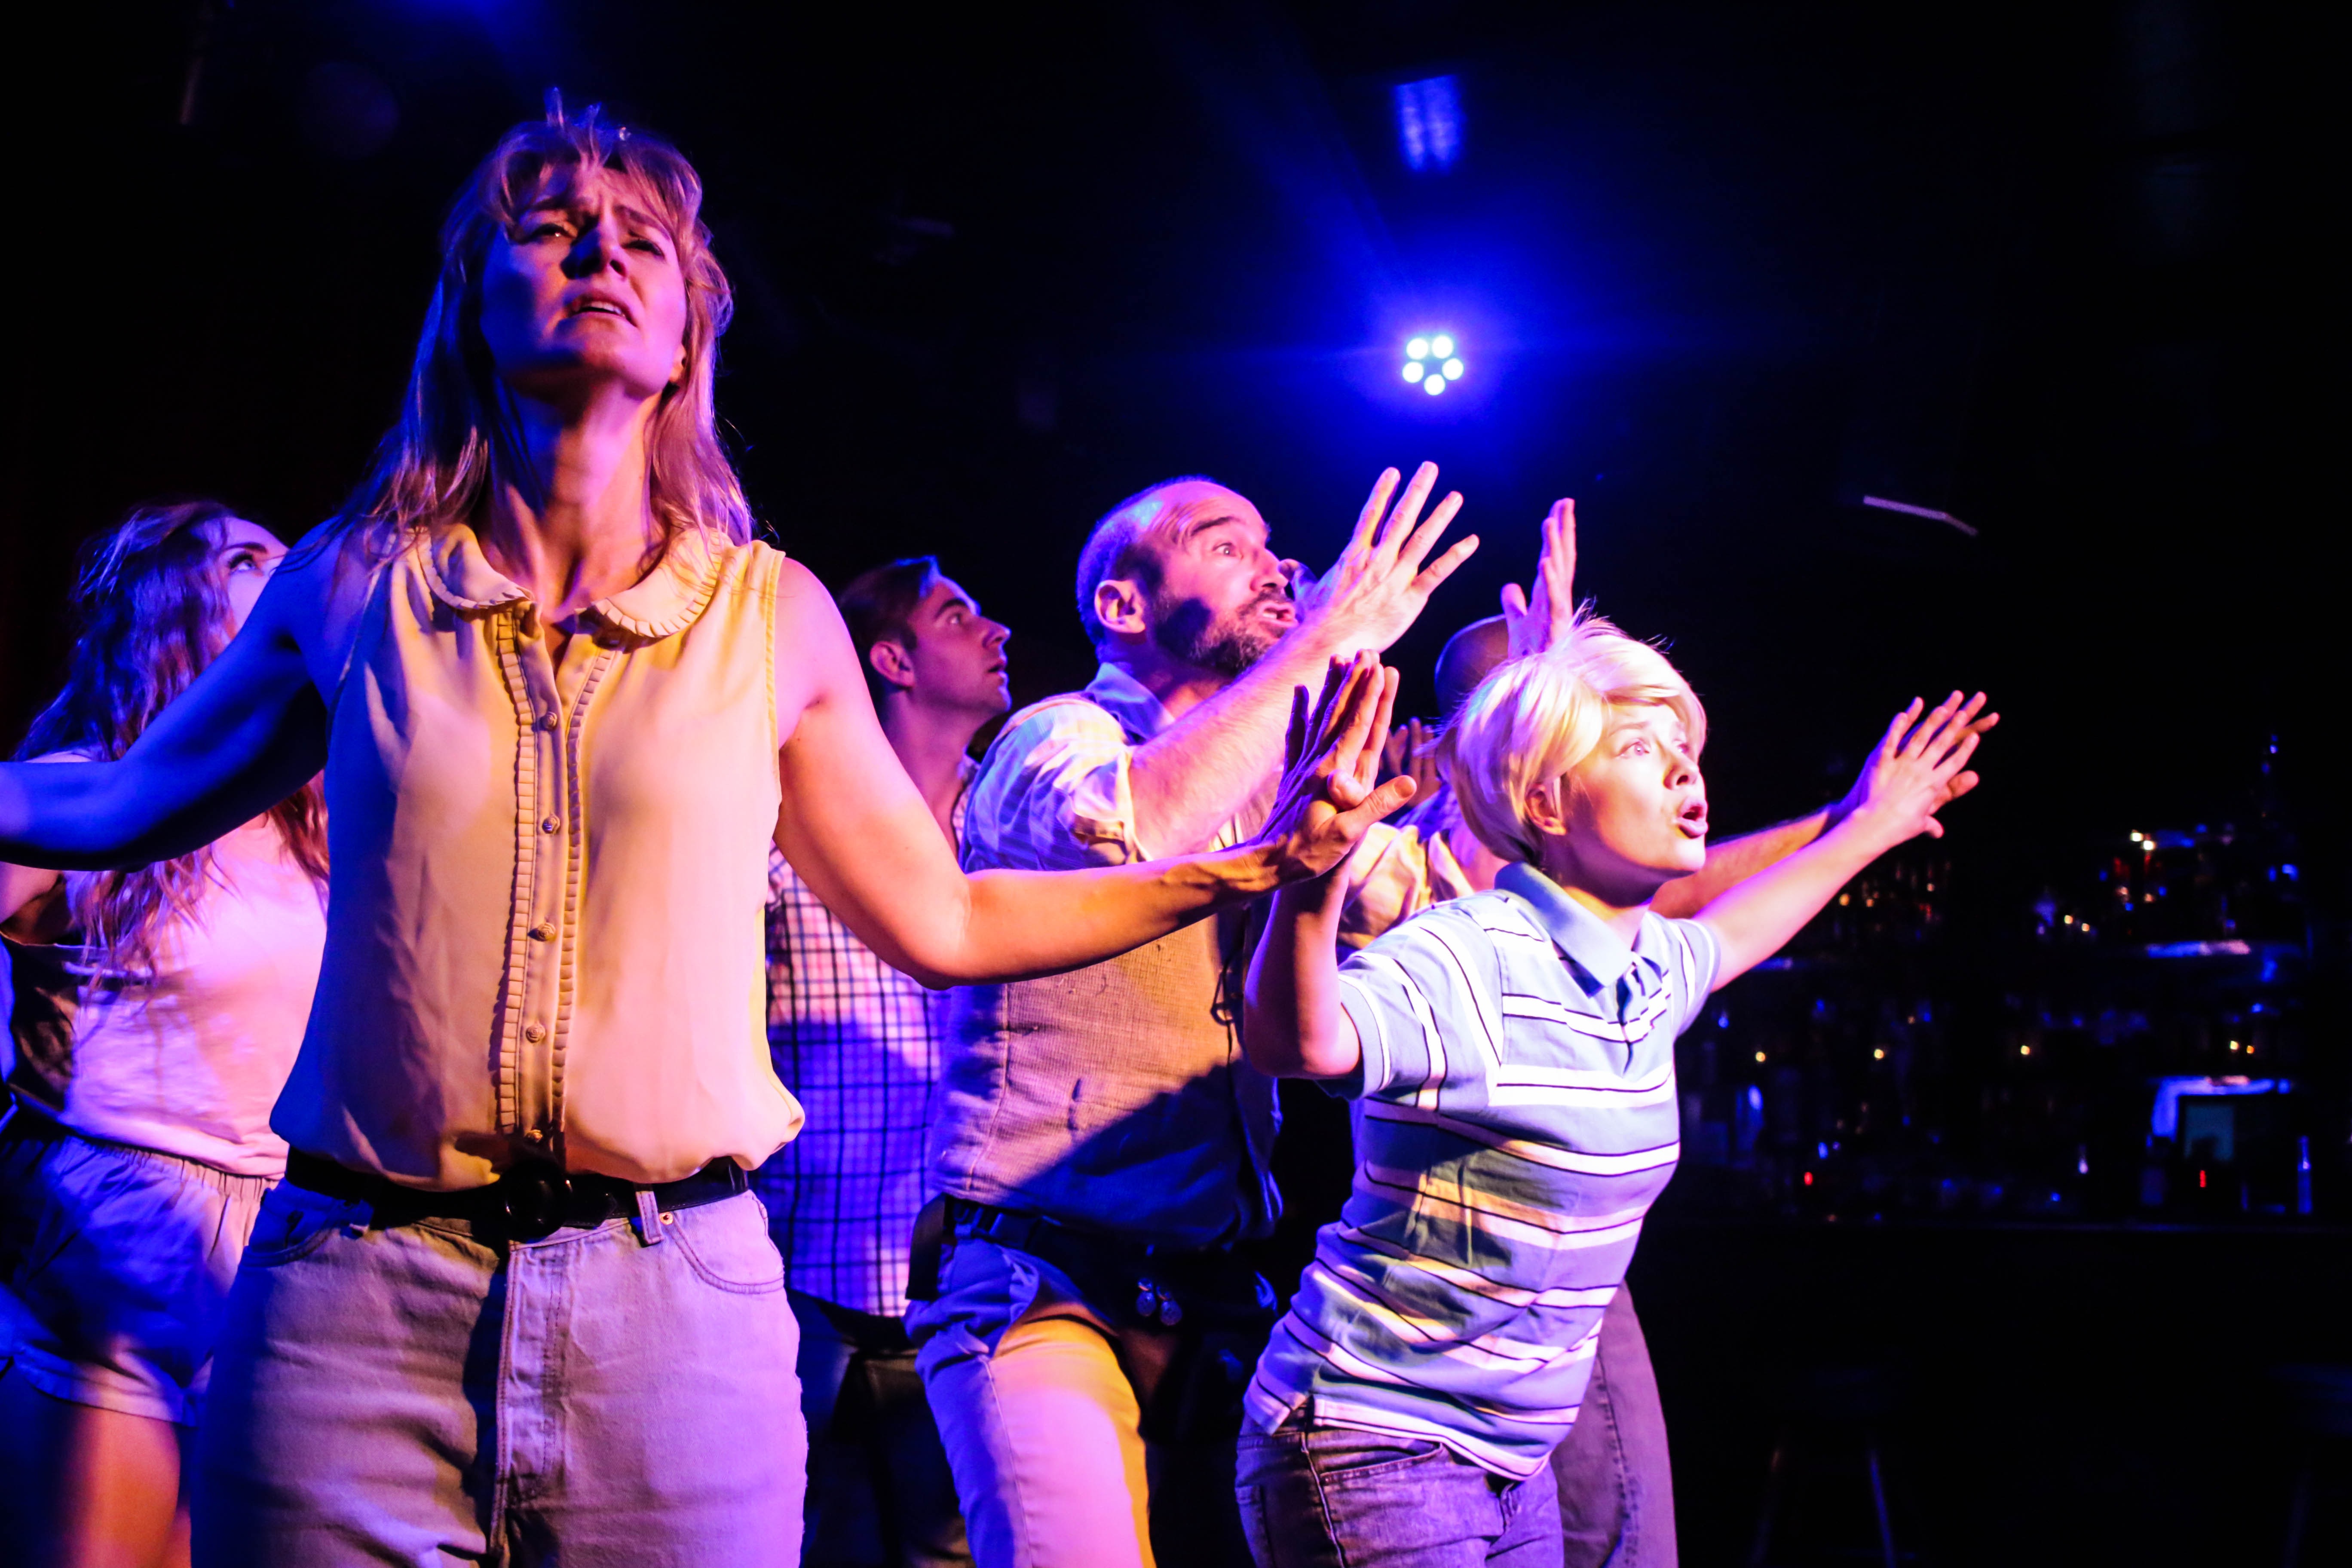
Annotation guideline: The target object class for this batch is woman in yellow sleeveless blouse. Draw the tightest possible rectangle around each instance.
[0,105,1418,1567]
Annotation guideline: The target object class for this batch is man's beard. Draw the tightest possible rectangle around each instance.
[1150,591,1288,678]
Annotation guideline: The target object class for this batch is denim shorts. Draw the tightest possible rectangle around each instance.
[0,1113,271,1425]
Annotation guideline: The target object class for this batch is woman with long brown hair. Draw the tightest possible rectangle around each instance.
[0,102,1434,1565]
[0,501,327,1568]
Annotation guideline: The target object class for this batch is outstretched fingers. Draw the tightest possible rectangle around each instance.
[1305,655,1354,743]
[1879,698,1926,760]
[1930,729,1982,785]
[1374,463,1441,556]
[1355,668,1403,798]
[1542,499,1576,600]
[1394,487,1466,574]
[1917,693,1993,766]
[1898,692,1966,759]
[1341,772,1421,836]
[1325,657,1388,784]
[1342,469,1403,564]
[1412,533,1481,597]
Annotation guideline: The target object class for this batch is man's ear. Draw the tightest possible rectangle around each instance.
[1522,777,1569,837]
[1093,579,1150,640]
[867,637,918,694]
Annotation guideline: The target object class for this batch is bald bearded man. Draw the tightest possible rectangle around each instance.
[912,467,1476,1568]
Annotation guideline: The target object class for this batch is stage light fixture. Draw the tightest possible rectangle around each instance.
[1394,77,1462,173]
[1402,334,1465,397]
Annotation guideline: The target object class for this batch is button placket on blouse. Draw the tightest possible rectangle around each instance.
[545,626,620,1140]
[505,603,573,1146]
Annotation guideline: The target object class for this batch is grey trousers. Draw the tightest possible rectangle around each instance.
[1551,1287,1677,1568]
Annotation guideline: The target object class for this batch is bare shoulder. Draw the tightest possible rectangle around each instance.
[769,553,864,743]
[769,554,839,631]
[267,525,396,695]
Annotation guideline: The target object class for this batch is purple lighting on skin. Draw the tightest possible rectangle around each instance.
[1395,77,1462,172]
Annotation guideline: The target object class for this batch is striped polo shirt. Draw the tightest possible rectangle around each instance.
[1243,861,1718,1478]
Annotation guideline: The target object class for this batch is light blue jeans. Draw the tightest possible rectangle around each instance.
[1235,1422,1562,1568]
[192,1179,805,1567]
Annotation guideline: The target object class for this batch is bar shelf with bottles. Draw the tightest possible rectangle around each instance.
[1665,779,2336,1226]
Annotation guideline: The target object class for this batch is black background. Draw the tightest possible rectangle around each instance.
[12,2,2342,894]
[9,4,2347,1560]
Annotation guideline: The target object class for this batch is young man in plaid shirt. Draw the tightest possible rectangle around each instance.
[757,556,1011,1568]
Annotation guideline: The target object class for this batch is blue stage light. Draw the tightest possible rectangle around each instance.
[1402,334,1465,398]
[1394,77,1462,173]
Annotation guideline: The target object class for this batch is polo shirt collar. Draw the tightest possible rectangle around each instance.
[420,523,726,641]
[1494,861,1646,987]
[1083,662,1180,743]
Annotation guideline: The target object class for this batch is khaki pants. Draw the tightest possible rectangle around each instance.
[912,1237,1250,1568]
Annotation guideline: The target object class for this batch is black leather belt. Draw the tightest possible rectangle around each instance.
[284,1149,748,1242]
[935,1196,1265,1327]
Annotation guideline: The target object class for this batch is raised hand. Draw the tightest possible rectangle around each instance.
[1378,717,1440,799]
[1500,497,1578,658]
[1259,652,1418,882]
[1841,692,1994,849]
[1294,464,1480,655]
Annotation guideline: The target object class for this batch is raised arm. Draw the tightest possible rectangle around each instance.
[1245,871,1364,1081]
[1694,693,1986,988]
[0,562,334,871]
[772,558,1410,987]
[1652,691,1996,918]
[1240,668,1405,1079]
[1499,496,1577,659]
[1125,463,1476,854]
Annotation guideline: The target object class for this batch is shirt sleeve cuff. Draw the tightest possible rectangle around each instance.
[1064,747,1147,864]
[1334,975,1390,1100]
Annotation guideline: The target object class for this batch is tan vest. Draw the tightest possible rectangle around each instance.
[934,698,1280,1249]
[276,524,804,1189]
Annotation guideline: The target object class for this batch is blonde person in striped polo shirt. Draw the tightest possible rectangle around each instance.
[1238,623,1991,1568]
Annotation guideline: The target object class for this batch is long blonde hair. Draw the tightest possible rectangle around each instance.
[16,503,329,965]
[318,97,751,560]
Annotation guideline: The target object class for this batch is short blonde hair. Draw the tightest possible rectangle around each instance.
[1437,616,1707,865]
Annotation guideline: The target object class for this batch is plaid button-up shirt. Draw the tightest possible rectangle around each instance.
[753,771,969,1317]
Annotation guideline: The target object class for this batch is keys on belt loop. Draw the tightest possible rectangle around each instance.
[1135,1277,1184,1327]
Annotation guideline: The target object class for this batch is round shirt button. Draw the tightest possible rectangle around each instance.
[528,922,556,942]
[537,713,559,732]
[540,817,562,834]
[523,1023,546,1044]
